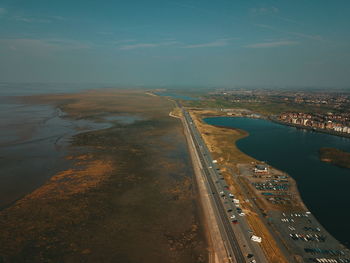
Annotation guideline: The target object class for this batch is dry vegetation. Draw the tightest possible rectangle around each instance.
[0,91,207,263]
[189,108,289,263]
[319,147,350,169]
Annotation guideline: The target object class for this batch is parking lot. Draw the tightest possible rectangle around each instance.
[238,163,298,207]
[237,163,350,262]
[269,211,350,263]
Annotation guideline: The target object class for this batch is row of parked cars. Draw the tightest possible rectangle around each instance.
[290,233,326,242]
[305,248,346,256]
[309,257,350,263]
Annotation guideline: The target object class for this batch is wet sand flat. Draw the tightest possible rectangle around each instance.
[0,90,207,263]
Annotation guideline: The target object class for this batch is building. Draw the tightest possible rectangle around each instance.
[254,164,268,174]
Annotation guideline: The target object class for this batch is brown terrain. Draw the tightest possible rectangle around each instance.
[319,147,350,169]
[189,108,291,263]
[0,90,207,263]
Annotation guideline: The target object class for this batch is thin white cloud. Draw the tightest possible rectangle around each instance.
[97,31,114,36]
[45,39,91,49]
[49,15,66,21]
[13,15,51,23]
[0,7,6,15]
[245,40,299,48]
[114,39,136,44]
[118,38,231,50]
[251,7,279,15]
[272,15,303,26]
[255,24,323,41]
[0,38,91,52]
[119,41,178,50]
[120,43,159,50]
[183,39,230,49]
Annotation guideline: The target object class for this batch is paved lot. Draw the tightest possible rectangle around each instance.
[269,211,350,263]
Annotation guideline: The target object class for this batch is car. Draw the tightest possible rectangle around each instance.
[230,215,236,219]
[232,220,238,224]
[227,209,233,213]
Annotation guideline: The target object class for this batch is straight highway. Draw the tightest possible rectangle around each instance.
[182,108,268,263]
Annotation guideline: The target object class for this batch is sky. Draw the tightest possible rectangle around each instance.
[0,0,350,87]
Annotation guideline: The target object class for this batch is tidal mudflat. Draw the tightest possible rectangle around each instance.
[0,90,207,263]
[0,98,111,208]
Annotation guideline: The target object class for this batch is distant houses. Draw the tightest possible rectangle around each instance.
[279,112,350,134]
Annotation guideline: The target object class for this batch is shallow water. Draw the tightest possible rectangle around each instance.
[0,82,103,96]
[204,117,350,247]
[0,95,111,208]
[104,115,144,125]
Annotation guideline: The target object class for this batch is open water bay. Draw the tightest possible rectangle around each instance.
[204,117,350,247]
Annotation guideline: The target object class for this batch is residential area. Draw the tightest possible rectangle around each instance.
[278,112,350,135]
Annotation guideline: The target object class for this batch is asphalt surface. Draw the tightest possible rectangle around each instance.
[182,109,268,263]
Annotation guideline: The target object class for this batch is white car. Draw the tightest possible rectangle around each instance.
[230,215,236,219]
[251,235,262,243]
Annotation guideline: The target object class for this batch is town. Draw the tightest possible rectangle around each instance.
[278,112,350,135]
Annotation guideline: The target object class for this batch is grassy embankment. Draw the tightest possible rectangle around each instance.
[189,109,289,263]
[0,90,207,263]
[319,147,350,169]
[185,97,335,115]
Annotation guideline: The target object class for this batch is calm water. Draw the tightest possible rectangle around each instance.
[204,117,350,247]
[0,82,108,96]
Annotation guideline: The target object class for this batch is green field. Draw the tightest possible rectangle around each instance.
[184,97,336,116]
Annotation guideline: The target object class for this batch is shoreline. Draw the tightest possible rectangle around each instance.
[189,109,290,263]
[0,91,208,263]
[210,124,309,212]
[188,108,350,262]
[269,117,350,139]
[207,116,349,248]
[210,122,348,247]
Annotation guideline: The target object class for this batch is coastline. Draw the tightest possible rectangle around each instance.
[188,108,350,262]
[208,115,349,243]
[210,124,309,212]
[0,91,208,263]
[189,109,290,263]
[269,117,350,139]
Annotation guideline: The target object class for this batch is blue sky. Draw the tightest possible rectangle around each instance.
[0,0,349,87]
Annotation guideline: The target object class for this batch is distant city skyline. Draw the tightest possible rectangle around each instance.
[0,0,349,87]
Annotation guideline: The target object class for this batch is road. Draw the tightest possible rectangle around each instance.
[181,108,268,263]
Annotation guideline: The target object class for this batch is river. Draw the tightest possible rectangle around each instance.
[204,116,350,247]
